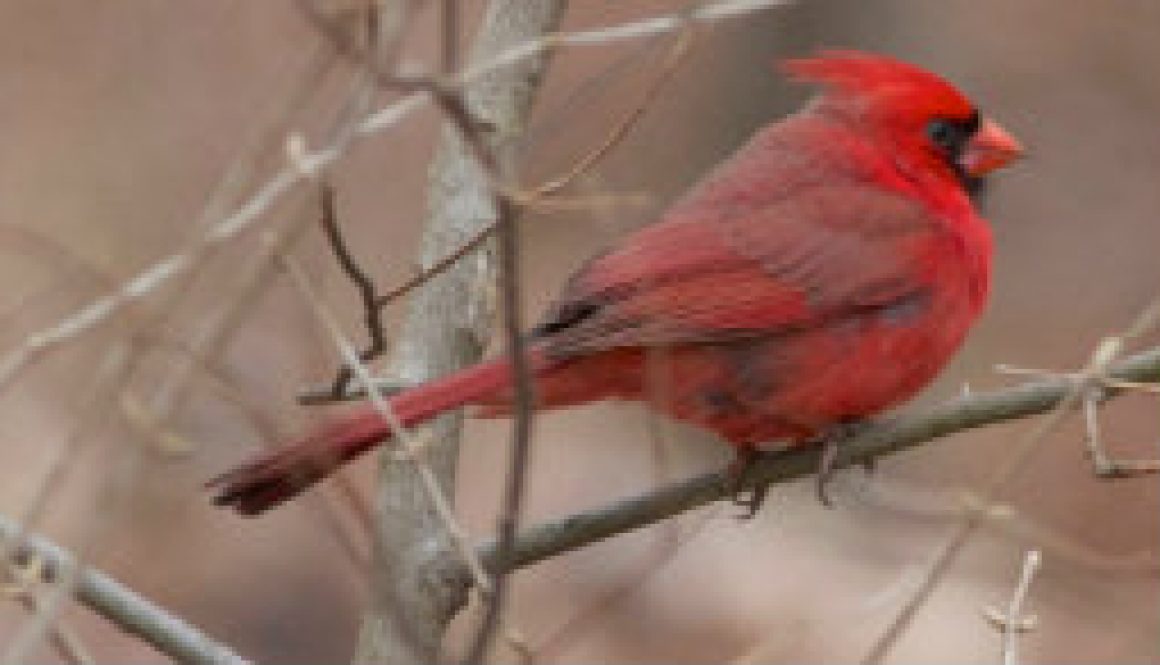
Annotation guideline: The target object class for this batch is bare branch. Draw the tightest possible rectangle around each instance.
[462,151,530,665]
[469,343,1160,578]
[0,515,249,665]
[315,185,391,397]
[441,0,459,76]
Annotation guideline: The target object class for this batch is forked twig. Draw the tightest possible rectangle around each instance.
[315,184,390,397]
[984,549,1041,665]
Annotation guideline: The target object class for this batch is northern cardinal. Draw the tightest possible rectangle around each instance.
[211,50,1022,515]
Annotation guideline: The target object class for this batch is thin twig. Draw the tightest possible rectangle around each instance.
[998,550,1041,665]
[373,221,496,311]
[530,20,696,198]
[462,197,531,664]
[845,478,1160,575]
[536,506,721,662]
[442,0,459,76]
[315,184,390,396]
[298,377,413,404]
[1,337,147,665]
[127,328,373,574]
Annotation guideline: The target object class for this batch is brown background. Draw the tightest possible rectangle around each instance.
[0,1,1157,662]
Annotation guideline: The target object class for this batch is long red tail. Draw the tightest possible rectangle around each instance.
[209,353,543,515]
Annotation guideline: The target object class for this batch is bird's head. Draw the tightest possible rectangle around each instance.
[781,50,1023,196]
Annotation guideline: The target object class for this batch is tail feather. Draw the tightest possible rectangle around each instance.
[209,354,537,515]
[208,412,388,515]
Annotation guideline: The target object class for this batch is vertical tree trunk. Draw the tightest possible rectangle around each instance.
[353,2,566,663]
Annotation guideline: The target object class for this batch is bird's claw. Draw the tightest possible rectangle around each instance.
[731,480,772,520]
[815,438,840,508]
[726,449,773,520]
[814,420,873,508]
[726,421,872,516]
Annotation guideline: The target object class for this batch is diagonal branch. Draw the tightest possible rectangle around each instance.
[0,515,249,665]
[469,343,1160,577]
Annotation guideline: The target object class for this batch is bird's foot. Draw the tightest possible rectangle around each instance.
[814,420,874,508]
[726,448,773,520]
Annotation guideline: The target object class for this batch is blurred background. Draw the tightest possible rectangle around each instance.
[0,1,1157,662]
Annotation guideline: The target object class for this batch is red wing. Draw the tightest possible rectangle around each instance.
[538,184,941,357]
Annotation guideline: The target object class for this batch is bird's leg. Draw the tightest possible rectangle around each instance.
[814,420,874,508]
[726,447,773,520]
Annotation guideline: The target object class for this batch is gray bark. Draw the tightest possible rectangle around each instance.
[353,2,566,663]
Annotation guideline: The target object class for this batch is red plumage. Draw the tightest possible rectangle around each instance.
[210,51,1022,515]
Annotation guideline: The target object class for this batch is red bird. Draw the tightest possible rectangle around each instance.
[211,51,1022,515]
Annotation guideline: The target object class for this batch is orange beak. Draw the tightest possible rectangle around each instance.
[961,118,1024,177]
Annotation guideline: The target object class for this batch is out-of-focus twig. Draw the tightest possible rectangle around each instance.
[845,478,1160,575]
[0,515,249,665]
[528,22,696,199]
[296,19,696,407]
[987,549,1041,665]
[535,505,721,663]
[5,557,95,665]
[0,0,788,399]
[441,0,459,76]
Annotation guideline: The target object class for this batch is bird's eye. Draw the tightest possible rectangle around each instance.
[926,118,964,153]
[925,110,980,156]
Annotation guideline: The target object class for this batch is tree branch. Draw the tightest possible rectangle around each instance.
[352,2,565,664]
[0,516,249,665]
[471,343,1160,577]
